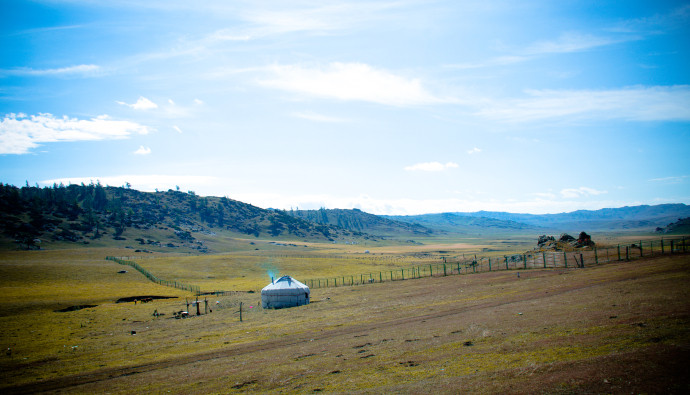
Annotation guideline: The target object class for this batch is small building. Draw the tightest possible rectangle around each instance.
[261,276,310,309]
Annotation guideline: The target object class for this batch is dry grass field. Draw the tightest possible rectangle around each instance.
[1,243,689,394]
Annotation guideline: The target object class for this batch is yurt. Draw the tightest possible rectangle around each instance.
[261,276,310,309]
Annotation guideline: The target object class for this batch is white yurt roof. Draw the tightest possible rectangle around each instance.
[261,276,310,309]
[261,275,309,293]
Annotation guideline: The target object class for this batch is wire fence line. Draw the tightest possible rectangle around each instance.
[302,236,689,289]
[105,236,687,294]
[105,256,201,295]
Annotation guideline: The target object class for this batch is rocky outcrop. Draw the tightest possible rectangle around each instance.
[534,232,595,251]
[655,217,690,234]
[573,231,595,248]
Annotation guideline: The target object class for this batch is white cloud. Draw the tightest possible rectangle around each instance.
[259,62,454,107]
[560,187,607,199]
[173,125,183,133]
[477,85,690,123]
[404,162,459,172]
[532,192,557,200]
[467,147,481,154]
[445,29,637,71]
[242,2,409,37]
[526,32,636,55]
[648,175,688,184]
[444,55,530,70]
[134,145,151,155]
[126,2,419,64]
[0,64,101,77]
[206,29,251,42]
[194,98,204,105]
[291,111,347,123]
[117,96,158,110]
[0,113,150,155]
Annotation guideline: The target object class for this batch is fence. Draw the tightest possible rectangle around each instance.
[105,256,201,295]
[302,236,688,289]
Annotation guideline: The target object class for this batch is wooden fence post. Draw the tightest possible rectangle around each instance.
[626,246,629,261]
[661,239,664,254]
[523,254,527,270]
[542,252,546,268]
[239,302,242,322]
[564,251,567,268]
[594,248,599,264]
[639,240,643,257]
[580,253,584,268]
[618,245,621,261]
[671,240,674,254]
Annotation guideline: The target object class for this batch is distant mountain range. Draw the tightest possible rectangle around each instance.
[442,204,690,231]
[298,204,690,235]
[1,181,687,252]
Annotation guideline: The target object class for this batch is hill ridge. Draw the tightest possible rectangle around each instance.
[0,183,378,252]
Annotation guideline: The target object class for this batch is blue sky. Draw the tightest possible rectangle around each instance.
[1,0,689,215]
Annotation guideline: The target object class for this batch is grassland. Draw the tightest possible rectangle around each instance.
[1,237,689,394]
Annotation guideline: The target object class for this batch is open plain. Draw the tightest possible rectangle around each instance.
[1,244,689,394]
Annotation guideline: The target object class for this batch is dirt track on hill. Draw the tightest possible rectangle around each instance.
[5,254,690,394]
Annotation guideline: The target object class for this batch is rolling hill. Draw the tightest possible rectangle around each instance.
[0,183,378,252]
[384,212,539,234]
[655,217,690,234]
[287,208,433,237]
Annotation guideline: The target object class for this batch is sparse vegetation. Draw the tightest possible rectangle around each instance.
[1,246,688,394]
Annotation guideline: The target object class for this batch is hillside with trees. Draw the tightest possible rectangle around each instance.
[0,182,375,251]
[288,208,434,237]
[385,212,539,234]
